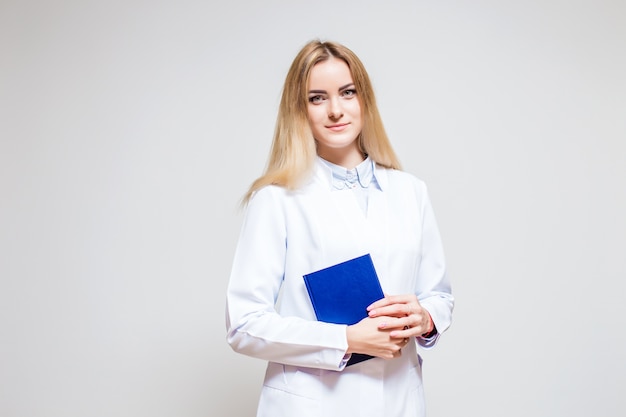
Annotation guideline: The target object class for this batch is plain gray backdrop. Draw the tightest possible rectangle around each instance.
[1,0,625,416]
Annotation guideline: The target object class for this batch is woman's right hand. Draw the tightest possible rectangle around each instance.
[346,316,410,359]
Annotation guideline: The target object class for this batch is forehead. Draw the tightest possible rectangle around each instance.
[308,58,353,88]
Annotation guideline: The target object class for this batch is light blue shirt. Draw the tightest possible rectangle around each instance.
[318,156,381,215]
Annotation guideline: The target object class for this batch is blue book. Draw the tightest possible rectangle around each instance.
[303,254,385,366]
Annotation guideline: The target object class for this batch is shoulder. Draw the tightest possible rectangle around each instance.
[246,184,313,211]
[247,185,288,209]
[240,185,290,230]
[375,165,428,193]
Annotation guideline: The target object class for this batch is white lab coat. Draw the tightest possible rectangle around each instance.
[226,159,454,417]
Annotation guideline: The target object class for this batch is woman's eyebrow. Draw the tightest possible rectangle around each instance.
[309,83,355,95]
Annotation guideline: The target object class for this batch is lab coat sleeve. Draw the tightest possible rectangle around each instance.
[414,182,454,349]
[225,187,349,370]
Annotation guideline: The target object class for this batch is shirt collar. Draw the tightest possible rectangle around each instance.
[315,156,384,191]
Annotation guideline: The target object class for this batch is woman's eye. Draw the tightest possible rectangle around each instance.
[342,89,356,98]
[308,95,324,104]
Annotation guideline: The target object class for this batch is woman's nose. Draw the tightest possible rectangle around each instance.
[328,97,343,119]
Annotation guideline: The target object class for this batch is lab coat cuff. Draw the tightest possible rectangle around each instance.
[338,353,351,370]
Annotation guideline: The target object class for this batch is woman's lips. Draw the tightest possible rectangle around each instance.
[326,123,349,132]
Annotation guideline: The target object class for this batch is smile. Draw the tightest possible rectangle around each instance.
[326,123,350,132]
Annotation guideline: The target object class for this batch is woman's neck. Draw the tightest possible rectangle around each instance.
[317,147,365,170]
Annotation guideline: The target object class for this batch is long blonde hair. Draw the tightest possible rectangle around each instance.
[243,40,401,204]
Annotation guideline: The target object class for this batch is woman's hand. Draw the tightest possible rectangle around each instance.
[367,294,435,340]
[346,316,410,359]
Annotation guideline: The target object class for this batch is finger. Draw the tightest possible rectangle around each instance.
[369,305,403,318]
[369,300,415,317]
[376,316,405,330]
[390,329,413,339]
[366,298,392,311]
[367,294,416,310]
[370,302,420,319]
[404,304,413,316]
[377,314,415,329]
[390,325,424,339]
[368,296,422,317]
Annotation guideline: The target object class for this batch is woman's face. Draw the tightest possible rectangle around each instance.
[307,57,363,167]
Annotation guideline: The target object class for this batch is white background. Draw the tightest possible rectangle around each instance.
[1,1,625,416]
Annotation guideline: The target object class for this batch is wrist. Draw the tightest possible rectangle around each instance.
[421,326,437,338]
[421,312,437,338]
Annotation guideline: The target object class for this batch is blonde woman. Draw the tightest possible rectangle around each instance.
[226,40,454,417]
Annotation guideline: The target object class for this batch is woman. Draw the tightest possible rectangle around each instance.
[226,40,453,417]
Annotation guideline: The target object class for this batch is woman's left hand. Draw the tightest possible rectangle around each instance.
[367,294,435,339]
